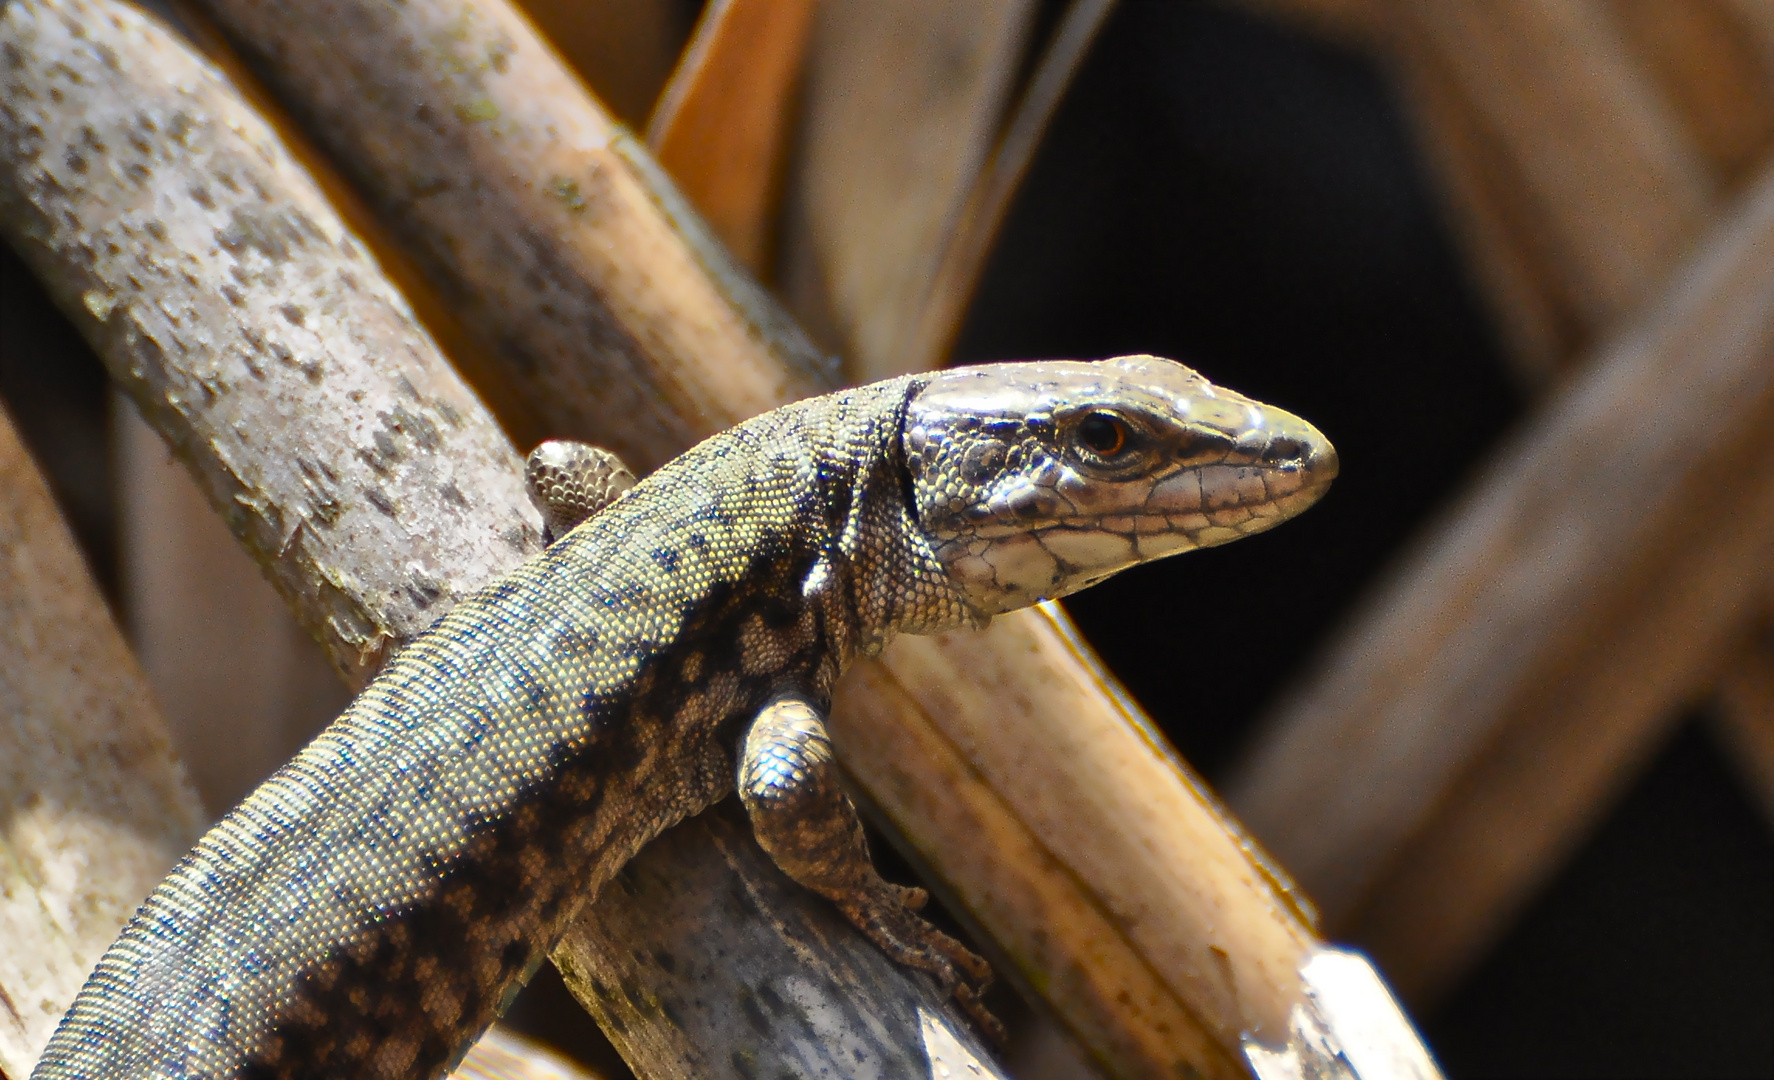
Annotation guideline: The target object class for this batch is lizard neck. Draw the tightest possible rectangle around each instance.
[809,378,983,660]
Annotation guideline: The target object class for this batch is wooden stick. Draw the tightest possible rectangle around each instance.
[1714,623,1774,831]
[1229,163,1774,1002]
[901,0,1119,377]
[1719,0,1774,77]
[1382,34,1583,382]
[0,403,203,1079]
[193,0,831,472]
[0,0,540,689]
[1391,0,1715,352]
[778,0,1038,381]
[0,2,999,1075]
[835,614,1296,1080]
[646,0,819,272]
[1608,0,1774,190]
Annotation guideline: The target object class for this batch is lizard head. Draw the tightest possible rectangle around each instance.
[903,354,1337,616]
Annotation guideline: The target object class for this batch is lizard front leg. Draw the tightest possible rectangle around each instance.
[739,691,1005,1043]
[526,439,636,543]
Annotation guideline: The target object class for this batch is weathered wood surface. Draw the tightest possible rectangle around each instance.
[1397,0,1715,377]
[195,0,830,470]
[900,0,1119,380]
[0,0,540,688]
[836,612,1309,1080]
[779,0,1037,381]
[0,2,1000,1076]
[646,0,818,272]
[115,397,350,815]
[1229,162,1774,1000]
[1608,0,1774,189]
[0,405,203,1079]
[188,0,1362,1075]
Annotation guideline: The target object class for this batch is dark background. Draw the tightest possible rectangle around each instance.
[3,1,1769,1076]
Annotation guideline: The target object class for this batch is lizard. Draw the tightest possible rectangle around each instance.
[31,354,1336,1080]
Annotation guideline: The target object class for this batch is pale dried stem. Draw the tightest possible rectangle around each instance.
[0,403,202,1080]
[645,0,819,272]
[778,0,1038,381]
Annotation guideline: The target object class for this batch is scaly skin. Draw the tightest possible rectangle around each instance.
[33,356,1335,1080]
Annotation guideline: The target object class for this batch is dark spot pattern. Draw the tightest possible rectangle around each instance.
[36,377,966,1080]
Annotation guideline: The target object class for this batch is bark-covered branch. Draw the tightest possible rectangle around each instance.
[0,403,201,1080]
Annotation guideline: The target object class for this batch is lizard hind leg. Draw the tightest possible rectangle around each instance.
[738,692,1005,1044]
[525,440,638,544]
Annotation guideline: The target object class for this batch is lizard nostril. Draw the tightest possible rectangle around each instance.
[1261,437,1307,468]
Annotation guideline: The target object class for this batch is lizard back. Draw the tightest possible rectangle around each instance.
[33,377,928,1080]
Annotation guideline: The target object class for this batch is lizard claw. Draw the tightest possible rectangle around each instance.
[838,888,1002,1045]
[955,981,1009,1050]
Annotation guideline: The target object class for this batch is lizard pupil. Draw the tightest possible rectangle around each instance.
[1078,412,1127,456]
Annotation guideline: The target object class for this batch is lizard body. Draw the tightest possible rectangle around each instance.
[32,357,1335,1080]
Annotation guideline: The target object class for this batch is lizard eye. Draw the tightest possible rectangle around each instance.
[1076,412,1130,458]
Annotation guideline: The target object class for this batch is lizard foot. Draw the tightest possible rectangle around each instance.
[525,440,636,543]
[836,889,1006,1047]
[739,692,1005,1045]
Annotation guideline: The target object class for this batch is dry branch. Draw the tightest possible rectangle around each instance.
[0,404,202,1079]
[646,0,818,272]
[1229,163,1774,1002]
[1393,0,1714,337]
[0,0,539,688]
[1609,0,1774,189]
[0,1,998,1075]
[778,0,1037,381]
[195,0,829,471]
[901,0,1119,379]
